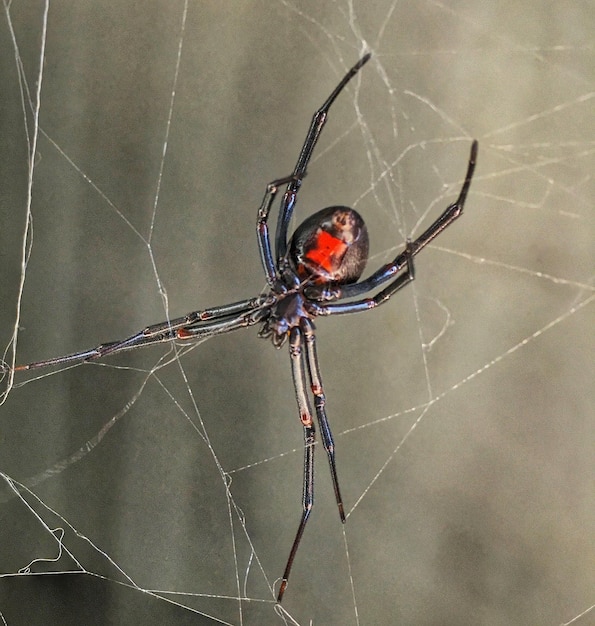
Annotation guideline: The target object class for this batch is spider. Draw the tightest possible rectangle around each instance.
[6,53,478,602]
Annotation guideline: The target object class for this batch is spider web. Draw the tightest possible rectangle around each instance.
[0,1,593,625]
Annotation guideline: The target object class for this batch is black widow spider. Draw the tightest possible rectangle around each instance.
[6,53,478,602]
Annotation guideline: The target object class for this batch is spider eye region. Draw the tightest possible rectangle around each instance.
[289,206,369,284]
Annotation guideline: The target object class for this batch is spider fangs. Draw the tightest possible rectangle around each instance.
[4,52,478,603]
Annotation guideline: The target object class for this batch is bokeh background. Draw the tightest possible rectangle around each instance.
[1,2,593,625]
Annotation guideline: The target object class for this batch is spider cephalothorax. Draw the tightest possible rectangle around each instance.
[6,53,478,602]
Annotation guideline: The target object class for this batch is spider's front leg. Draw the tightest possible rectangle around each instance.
[279,325,316,602]
[278,318,345,602]
[301,318,345,521]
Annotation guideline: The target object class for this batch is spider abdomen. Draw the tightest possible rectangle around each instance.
[289,206,369,284]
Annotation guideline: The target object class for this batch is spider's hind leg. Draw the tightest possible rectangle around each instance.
[374,238,416,306]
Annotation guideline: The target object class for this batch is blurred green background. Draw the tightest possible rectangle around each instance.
[1,2,593,625]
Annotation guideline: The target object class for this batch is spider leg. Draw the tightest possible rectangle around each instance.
[308,239,416,316]
[275,54,371,266]
[254,54,371,285]
[301,317,345,521]
[327,140,478,304]
[12,297,268,371]
[278,325,316,602]
[174,304,268,339]
[257,174,303,287]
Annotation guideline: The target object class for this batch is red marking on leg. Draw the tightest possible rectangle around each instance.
[301,413,312,426]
